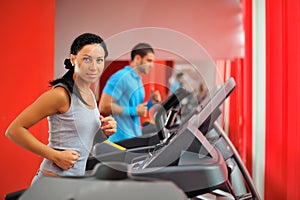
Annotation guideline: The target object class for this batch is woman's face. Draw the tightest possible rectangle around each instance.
[71,44,105,84]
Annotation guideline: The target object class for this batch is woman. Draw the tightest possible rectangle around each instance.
[5,33,116,184]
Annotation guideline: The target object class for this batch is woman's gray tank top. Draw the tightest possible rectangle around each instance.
[40,83,100,176]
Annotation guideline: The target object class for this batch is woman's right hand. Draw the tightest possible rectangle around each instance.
[53,150,80,170]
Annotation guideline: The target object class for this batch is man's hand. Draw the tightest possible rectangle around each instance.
[137,102,148,117]
[150,89,161,104]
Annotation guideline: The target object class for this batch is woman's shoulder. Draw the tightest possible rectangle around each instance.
[44,86,71,114]
[40,86,70,106]
[29,86,71,115]
[52,86,70,98]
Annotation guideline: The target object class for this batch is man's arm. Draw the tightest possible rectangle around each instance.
[99,93,123,115]
[99,93,147,117]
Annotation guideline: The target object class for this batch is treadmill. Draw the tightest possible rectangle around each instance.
[129,77,261,199]
[86,87,190,170]
[88,78,235,167]
[86,78,261,199]
[18,162,188,200]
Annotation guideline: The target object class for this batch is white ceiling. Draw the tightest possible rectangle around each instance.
[55,0,244,77]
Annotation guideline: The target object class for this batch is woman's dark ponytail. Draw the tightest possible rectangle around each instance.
[49,59,87,105]
[49,58,74,91]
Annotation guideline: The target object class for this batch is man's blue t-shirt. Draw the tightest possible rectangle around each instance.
[103,66,145,142]
[170,81,180,93]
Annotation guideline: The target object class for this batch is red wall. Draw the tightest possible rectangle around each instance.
[0,0,55,198]
[265,0,300,199]
[228,58,247,164]
[241,0,253,174]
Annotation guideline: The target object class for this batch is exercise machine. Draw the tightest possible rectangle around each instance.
[87,78,261,199]
[18,162,188,200]
[86,87,190,170]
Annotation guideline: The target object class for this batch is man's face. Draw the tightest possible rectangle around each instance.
[136,52,155,74]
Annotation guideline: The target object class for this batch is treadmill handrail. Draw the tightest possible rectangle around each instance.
[154,87,190,141]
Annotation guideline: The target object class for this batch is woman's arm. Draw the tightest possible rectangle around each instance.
[5,87,80,170]
[100,115,117,137]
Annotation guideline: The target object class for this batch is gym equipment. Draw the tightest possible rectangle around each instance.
[88,78,233,166]
[88,78,261,199]
[4,189,26,200]
[18,162,188,200]
[133,77,260,199]
[128,78,236,197]
[86,87,190,170]
[107,87,190,149]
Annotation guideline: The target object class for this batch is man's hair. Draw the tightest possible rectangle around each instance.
[131,43,154,61]
[176,72,184,78]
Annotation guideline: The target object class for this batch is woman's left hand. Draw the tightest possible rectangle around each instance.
[100,115,117,137]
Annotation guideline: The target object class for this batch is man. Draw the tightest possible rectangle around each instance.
[99,43,161,142]
[170,72,185,94]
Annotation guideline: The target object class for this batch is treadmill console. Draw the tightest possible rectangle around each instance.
[132,78,236,170]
